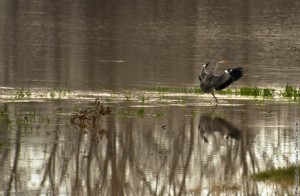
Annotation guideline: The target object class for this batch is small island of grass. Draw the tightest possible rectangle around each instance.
[251,165,299,187]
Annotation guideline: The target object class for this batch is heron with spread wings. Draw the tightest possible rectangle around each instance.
[199,60,243,103]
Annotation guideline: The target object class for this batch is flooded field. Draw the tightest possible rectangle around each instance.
[0,88,299,195]
[1,0,300,195]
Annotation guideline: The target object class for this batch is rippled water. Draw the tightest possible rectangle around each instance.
[0,0,300,195]
[1,0,300,89]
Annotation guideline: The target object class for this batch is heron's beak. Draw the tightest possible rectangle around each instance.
[220,60,229,64]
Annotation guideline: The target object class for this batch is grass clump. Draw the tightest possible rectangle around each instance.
[218,89,235,95]
[49,86,73,98]
[0,108,13,131]
[118,108,145,118]
[251,165,297,187]
[235,87,276,98]
[138,95,149,105]
[239,86,261,97]
[282,84,300,101]
[144,86,203,95]
[262,88,275,97]
[11,88,32,100]
[194,87,203,94]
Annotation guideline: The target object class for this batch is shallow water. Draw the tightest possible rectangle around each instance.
[0,0,300,195]
[0,90,299,195]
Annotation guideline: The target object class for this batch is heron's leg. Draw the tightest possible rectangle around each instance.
[212,93,219,104]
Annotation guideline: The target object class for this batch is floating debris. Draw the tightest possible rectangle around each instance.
[71,98,111,135]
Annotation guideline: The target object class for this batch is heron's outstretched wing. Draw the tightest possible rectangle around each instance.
[199,62,210,82]
[213,67,243,91]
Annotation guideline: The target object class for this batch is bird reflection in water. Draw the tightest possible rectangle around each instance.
[198,113,241,143]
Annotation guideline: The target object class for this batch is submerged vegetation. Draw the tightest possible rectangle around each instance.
[251,165,297,187]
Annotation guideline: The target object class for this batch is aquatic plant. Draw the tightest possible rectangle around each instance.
[48,86,73,99]
[138,95,149,105]
[118,108,145,118]
[239,86,261,97]
[262,88,275,97]
[251,165,296,187]
[0,108,13,131]
[123,92,132,101]
[144,86,203,95]
[49,90,56,99]
[136,108,145,117]
[281,84,300,101]
[11,88,32,100]
[218,89,235,95]
[71,98,111,128]
[194,87,203,94]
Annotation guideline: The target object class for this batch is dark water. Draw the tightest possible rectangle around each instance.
[1,0,300,195]
[0,0,300,89]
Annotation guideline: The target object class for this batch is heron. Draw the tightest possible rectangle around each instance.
[199,60,243,103]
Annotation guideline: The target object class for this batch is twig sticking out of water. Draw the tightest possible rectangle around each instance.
[70,98,111,128]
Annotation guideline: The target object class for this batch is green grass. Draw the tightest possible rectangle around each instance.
[217,86,300,100]
[142,85,300,103]
[123,92,132,101]
[239,86,263,97]
[144,86,203,94]
[118,108,145,118]
[144,86,279,99]
[0,108,13,131]
[262,88,275,97]
[11,88,32,100]
[35,86,73,99]
[251,165,298,187]
[218,89,235,95]
[138,95,149,105]
[281,84,300,101]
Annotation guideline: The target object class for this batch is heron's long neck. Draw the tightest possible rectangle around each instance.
[213,61,221,72]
